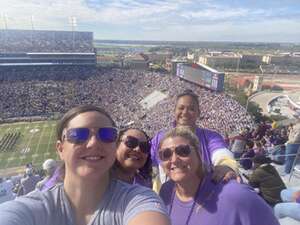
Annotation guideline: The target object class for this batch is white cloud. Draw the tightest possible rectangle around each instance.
[0,0,299,42]
[181,8,249,20]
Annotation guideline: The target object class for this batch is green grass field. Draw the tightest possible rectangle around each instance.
[0,120,59,172]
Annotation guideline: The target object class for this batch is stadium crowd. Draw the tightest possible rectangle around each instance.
[1,29,299,225]
[0,104,299,224]
[0,67,253,137]
[0,30,94,53]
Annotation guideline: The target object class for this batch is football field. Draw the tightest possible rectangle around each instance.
[0,120,59,174]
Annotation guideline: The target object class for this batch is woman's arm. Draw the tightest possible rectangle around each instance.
[128,211,170,225]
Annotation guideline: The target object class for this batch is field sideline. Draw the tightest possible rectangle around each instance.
[0,120,59,175]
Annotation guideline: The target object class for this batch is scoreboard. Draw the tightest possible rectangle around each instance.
[176,63,224,92]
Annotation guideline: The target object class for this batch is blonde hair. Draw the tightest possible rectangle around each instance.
[159,126,201,160]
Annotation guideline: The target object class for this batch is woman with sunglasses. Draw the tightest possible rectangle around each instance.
[0,105,170,225]
[151,90,238,188]
[113,128,152,188]
[158,127,279,225]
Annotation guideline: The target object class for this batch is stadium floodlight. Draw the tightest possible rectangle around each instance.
[69,16,77,50]
[2,13,8,29]
[69,16,77,31]
[31,15,35,30]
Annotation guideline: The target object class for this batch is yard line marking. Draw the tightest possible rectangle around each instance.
[46,122,56,155]
[19,124,36,167]
[33,123,46,164]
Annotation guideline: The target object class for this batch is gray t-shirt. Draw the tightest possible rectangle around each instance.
[0,179,167,225]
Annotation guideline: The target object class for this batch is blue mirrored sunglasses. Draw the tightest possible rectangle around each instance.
[64,127,118,144]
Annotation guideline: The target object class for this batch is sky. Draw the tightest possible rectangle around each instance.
[1,0,300,42]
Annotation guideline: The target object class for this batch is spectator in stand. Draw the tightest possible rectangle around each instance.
[253,141,266,156]
[274,188,300,221]
[0,177,15,204]
[239,140,255,170]
[263,130,275,153]
[151,90,238,188]
[39,165,63,191]
[230,129,247,159]
[243,127,252,140]
[0,105,169,225]
[252,121,270,141]
[284,120,300,174]
[19,168,41,195]
[248,155,286,207]
[112,128,152,188]
[269,128,287,164]
[158,127,279,225]
[36,159,58,191]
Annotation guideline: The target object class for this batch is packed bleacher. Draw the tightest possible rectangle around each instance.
[0,66,299,224]
[0,67,253,137]
[0,30,94,53]
[1,28,299,225]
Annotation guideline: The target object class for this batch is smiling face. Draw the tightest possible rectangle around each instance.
[116,129,149,172]
[159,136,201,184]
[175,95,199,127]
[56,111,116,181]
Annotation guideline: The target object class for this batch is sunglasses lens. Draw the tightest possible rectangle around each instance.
[159,148,173,161]
[158,145,192,161]
[176,145,191,157]
[139,142,151,154]
[124,136,139,148]
[67,128,89,144]
[123,136,150,154]
[98,127,118,143]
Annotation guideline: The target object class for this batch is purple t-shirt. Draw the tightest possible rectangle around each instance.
[151,127,226,167]
[159,174,279,225]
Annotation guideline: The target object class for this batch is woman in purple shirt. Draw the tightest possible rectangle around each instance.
[113,128,152,188]
[151,90,238,186]
[158,126,279,225]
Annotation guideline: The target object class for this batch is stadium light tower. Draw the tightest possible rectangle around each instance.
[69,16,77,50]
[69,16,77,32]
[31,15,35,30]
[2,13,8,29]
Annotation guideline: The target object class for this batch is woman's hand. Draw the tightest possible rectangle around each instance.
[212,165,241,183]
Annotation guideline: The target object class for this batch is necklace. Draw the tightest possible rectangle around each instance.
[168,182,202,225]
[168,177,215,225]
